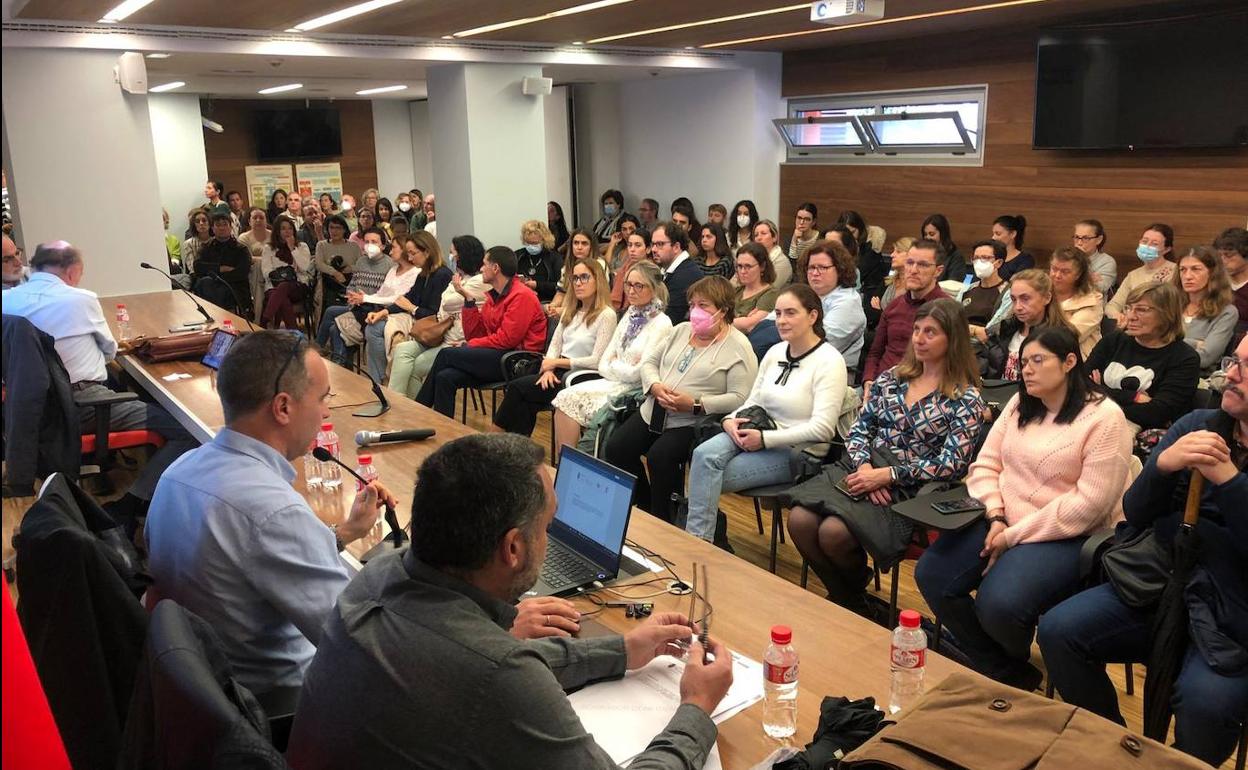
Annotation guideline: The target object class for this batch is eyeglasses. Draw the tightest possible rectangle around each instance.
[273,330,306,399]
[1124,304,1157,316]
[735,262,758,271]
[570,273,592,285]
[807,263,835,275]
[1072,234,1100,242]
[795,214,814,223]
[905,259,936,270]
[651,240,671,248]
[1222,355,1244,378]
[1020,352,1056,369]
[623,280,649,292]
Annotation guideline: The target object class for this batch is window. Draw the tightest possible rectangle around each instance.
[775,86,988,166]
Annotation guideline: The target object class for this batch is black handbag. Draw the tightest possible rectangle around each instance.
[268,265,299,285]
[1101,524,1173,608]
[735,404,778,432]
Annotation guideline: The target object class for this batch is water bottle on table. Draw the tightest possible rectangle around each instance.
[763,624,798,739]
[115,303,131,342]
[354,453,379,492]
[303,440,321,491]
[889,609,927,714]
[316,422,341,489]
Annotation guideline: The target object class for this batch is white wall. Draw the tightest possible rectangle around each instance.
[2,48,166,296]
[149,93,209,230]
[571,82,621,229]
[372,100,417,198]
[408,100,434,193]
[543,86,573,219]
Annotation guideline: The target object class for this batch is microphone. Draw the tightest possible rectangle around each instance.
[312,446,406,558]
[352,368,391,418]
[355,428,436,446]
[139,261,213,328]
[207,273,258,332]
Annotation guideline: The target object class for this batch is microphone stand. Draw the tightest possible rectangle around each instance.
[311,447,406,563]
[139,261,214,329]
[353,370,391,418]
[207,273,259,332]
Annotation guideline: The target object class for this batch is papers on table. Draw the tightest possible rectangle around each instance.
[568,650,765,767]
[161,372,192,381]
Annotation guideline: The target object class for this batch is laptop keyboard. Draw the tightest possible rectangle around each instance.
[541,544,593,587]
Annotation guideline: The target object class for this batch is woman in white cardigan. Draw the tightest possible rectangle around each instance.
[258,215,314,329]
[683,284,847,542]
[552,261,673,451]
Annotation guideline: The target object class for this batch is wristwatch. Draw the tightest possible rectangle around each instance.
[986,515,1008,526]
[692,399,703,415]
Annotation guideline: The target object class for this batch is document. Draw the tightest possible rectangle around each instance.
[568,651,764,766]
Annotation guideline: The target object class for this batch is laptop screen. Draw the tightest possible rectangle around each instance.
[550,447,636,576]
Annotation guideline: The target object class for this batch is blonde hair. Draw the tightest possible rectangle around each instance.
[562,255,612,327]
[406,230,445,273]
[1126,282,1185,345]
[625,260,669,309]
[891,236,917,255]
[1010,269,1076,334]
[1173,245,1233,320]
[520,220,555,251]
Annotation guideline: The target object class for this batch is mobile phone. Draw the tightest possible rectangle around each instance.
[648,406,667,435]
[931,497,986,515]
[834,477,864,501]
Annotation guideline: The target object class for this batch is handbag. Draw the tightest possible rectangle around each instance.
[130,330,215,363]
[1101,525,1173,608]
[267,265,299,285]
[735,404,777,432]
[410,315,452,347]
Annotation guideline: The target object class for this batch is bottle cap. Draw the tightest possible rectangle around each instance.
[321,422,333,431]
[899,609,921,628]
[116,303,126,308]
[770,624,792,644]
[358,454,372,464]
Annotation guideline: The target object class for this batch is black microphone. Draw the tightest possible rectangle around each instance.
[206,273,258,332]
[139,261,213,328]
[311,446,406,556]
[352,369,391,418]
[355,428,435,446]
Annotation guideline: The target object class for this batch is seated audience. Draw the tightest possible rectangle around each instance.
[298,203,324,253]
[3,234,27,289]
[729,199,759,250]
[695,222,735,279]
[992,214,1034,281]
[284,192,304,228]
[315,228,391,364]
[494,259,617,436]
[237,207,270,259]
[871,237,915,313]
[328,233,421,371]
[285,433,732,768]
[225,190,246,235]
[422,193,437,238]
[916,326,1132,690]
[317,192,336,217]
[591,188,626,243]
[978,269,1075,380]
[338,193,358,232]
[548,228,607,318]
[651,221,703,325]
[863,239,949,386]
[671,204,702,257]
[5,241,197,523]
[416,246,547,417]
[608,228,651,313]
[551,261,673,451]
[922,213,967,283]
[635,197,659,233]
[361,188,380,214]
[548,200,571,250]
[752,219,791,286]
[787,202,820,275]
[192,212,252,314]
[1049,245,1105,358]
[603,213,640,273]
[395,191,420,229]
[684,285,847,544]
[604,276,757,523]
[1106,223,1176,322]
[959,239,1009,333]
[389,236,489,399]
[838,210,887,320]
[203,179,229,217]
[515,219,564,303]
[259,215,313,330]
[706,202,727,228]
[1073,218,1117,296]
[181,208,211,277]
[375,197,396,237]
[313,214,361,309]
[265,189,287,229]
[1175,245,1239,373]
[1038,334,1248,768]
[731,243,781,335]
[161,209,182,278]
[362,231,452,384]
[348,207,378,249]
[1087,282,1200,431]
[786,299,985,617]
[1216,227,1248,344]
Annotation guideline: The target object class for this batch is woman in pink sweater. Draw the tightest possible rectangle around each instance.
[915,326,1132,690]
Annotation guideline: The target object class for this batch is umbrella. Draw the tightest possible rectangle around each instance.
[1141,471,1204,741]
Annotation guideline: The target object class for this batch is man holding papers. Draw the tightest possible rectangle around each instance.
[287,434,734,769]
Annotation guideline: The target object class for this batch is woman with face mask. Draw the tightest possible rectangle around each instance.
[1106,223,1177,324]
[317,227,392,359]
[602,276,757,524]
[514,219,563,303]
[728,200,760,251]
[960,239,1010,338]
[591,188,626,244]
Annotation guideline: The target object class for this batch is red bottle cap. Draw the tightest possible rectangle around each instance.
[321,422,333,431]
[770,625,792,644]
[358,454,372,464]
[899,609,921,628]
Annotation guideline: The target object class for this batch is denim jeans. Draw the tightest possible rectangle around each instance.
[684,432,794,541]
[316,306,350,361]
[914,519,1084,678]
[415,346,507,417]
[364,318,388,383]
[1038,582,1248,767]
[746,320,781,361]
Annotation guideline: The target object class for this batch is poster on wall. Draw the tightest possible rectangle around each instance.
[244,164,294,208]
[295,163,343,205]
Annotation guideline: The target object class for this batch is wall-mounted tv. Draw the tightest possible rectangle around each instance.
[254,108,342,161]
[1034,8,1248,150]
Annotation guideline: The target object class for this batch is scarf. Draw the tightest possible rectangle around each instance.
[621,299,663,352]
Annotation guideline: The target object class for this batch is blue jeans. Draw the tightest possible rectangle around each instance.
[317,306,350,362]
[747,320,781,361]
[415,346,507,417]
[364,318,387,383]
[1039,582,1248,767]
[684,432,794,541]
[914,519,1084,678]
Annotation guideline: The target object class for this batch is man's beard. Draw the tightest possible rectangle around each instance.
[508,547,542,602]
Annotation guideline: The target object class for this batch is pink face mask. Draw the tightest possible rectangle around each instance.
[689,306,721,336]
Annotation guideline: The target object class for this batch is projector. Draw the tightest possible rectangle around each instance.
[811,0,885,24]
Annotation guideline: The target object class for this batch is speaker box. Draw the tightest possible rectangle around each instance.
[521,76,553,97]
[114,52,148,95]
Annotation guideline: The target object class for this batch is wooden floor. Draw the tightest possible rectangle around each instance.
[2,388,1236,766]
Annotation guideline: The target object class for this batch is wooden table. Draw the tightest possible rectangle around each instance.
[102,290,964,768]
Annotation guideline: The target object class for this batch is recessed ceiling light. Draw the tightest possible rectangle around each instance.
[453,0,632,38]
[145,53,171,59]
[98,0,157,23]
[700,0,1053,48]
[258,83,303,95]
[587,3,805,44]
[289,0,403,32]
[441,35,454,39]
[356,84,408,95]
[149,81,186,93]
[572,41,584,46]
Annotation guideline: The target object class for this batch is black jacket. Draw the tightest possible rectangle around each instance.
[857,246,889,326]
[978,315,1027,380]
[390,266,453,319]
[663,257,704,325]
[2,314,79,495]
[515,247,563,302]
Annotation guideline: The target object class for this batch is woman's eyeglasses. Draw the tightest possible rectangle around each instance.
[624,281,649,292]
[570,274,592,285]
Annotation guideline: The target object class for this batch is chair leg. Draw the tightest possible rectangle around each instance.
[800,560,809,589]
[753,499,764,535]
[492,389,499,419]
[1236,720,1246,770]
[888,564,900,628]
[548,413,557,466]
[768,503,781,574]
[1124,662,1134,696]
[873,562,882,591]
[776,502,785,545]
[459,388,468,424]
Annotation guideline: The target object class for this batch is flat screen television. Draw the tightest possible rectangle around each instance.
[254,108,342,161]
[1034,8,1248,150]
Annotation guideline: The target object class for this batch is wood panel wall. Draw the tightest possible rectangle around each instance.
[200,99,378,207]
[779,32,1248,274]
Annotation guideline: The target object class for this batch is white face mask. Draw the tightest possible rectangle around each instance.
[364,243,382,258]
[973,259,995,280]
[341,200,354,211]
[736,214,751,229]
[398,202,412,212]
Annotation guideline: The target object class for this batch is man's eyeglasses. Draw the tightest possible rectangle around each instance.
[273,330,306,399]
[1222,355,1245,378]
[651,240,671,248]
[905,259,936,270]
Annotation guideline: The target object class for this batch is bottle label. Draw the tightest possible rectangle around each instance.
[764,661,798,684]
[320,439,339,458]
[890,645,925,669]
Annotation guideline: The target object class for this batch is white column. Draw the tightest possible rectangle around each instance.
[2,48,168,296]
[372,100,418,198]
[149,93,210,230]
[426,62,548,251]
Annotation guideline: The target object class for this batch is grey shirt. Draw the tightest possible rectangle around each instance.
[286,550,718,769]
[1184,304,1240,372]
[1089,251,1118,297]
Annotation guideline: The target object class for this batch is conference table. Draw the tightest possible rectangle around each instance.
[103,290,964,768]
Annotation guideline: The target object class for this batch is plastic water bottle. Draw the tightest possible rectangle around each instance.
[889,609,927,714]
[316,422,342,489]
[354,453,379,492]
[763,624,799,739]
[221,318,235,335]
[303,440,321,491]
[115,304,131,342]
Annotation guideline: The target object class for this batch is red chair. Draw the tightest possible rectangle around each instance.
[79,393,166,494]
[2,583,72,770]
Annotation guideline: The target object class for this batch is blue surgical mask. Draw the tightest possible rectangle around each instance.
[1136,243,1160,262]
[524,243,542,255]
[603,204,619,217]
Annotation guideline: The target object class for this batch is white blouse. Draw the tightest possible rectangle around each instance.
[362,264,421,306]
[259,243,313,290]
[548,308,618,371]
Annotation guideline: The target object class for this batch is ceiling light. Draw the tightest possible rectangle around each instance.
[356,84,408,95]
[98,0,156,23]
[701,0,1052,48]
[258,83,303,94]
[587,3,805,44]
[453,0,632,38]
[289,0,403,32]
[145,53,171,59]
[149,81,186,93]
[572,41,584,46]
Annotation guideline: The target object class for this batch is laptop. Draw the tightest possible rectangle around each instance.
[528,447,637,598]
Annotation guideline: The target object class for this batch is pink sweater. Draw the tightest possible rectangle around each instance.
[967,394,1133,548]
